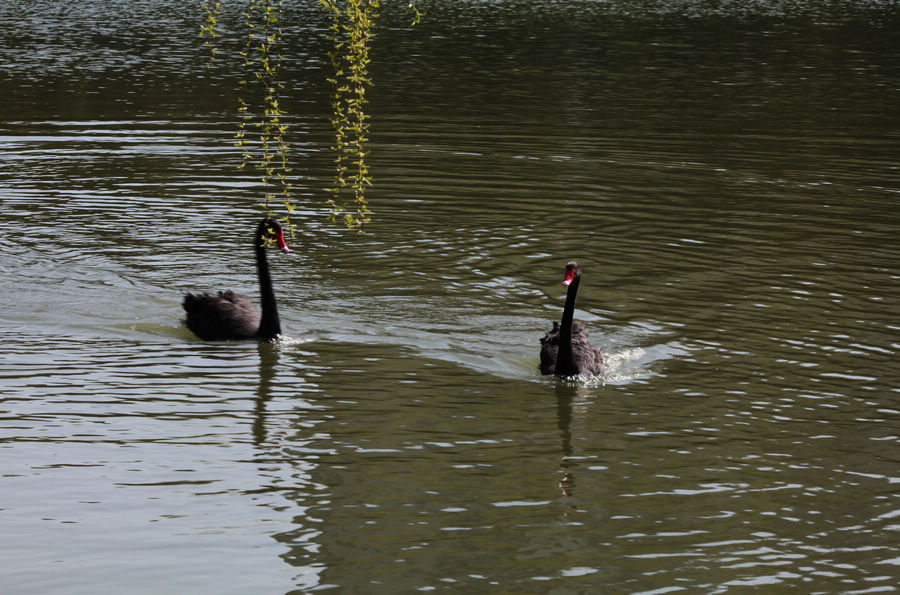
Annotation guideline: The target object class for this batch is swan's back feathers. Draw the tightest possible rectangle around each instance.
[183,290,261,340]
[539,321,603,377]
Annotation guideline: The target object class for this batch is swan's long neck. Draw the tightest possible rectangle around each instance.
[255,228,281,340]
[556,276,580,376]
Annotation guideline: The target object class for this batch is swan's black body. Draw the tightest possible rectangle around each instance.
[539,261,603,377]
[183,218,289,341]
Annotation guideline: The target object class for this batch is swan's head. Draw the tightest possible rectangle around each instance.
[562,261,581,286]
[260,218,290,254]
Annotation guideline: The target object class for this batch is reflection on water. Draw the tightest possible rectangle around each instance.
[1,0,899,592]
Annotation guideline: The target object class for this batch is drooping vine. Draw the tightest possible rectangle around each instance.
[234,0,295,240]
[199,1,221,65]
[321,0,380,231]
[200,1,420,233]
[406,1,423,25]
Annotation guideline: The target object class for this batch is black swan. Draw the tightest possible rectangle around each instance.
[183,218,290,341]
[539,261,604,377]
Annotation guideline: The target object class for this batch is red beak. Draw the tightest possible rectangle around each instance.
[275,232,290,254]
[563,269,575,286]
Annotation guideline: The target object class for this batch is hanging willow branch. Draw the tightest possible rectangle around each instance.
[321,0,380,232]
[200,1,221,65]
[406,1,423,25]
[234,0,295,240]
[200,1,420,232]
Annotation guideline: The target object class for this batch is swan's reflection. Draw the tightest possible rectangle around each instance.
[554,382,597,499]
[253,341,280,445]
[252,341,328,590]
[555,383,576,498]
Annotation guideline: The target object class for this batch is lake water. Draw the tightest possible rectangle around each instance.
[1,0,899,592]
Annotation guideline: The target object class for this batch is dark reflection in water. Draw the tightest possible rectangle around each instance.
[1,0,899,593]
[253,342,280,446]
[554,383,579,499]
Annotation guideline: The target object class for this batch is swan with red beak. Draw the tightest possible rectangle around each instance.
[539,261,604,377]
[183,218,290,341]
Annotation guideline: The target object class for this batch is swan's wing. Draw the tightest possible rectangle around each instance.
[571,335,604,376]
[570,321,590,339]
[183,291,260,340]
[213,291,261,334]
[539,322,560,375]
[540,321,560,346]
[218,290,255,310]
